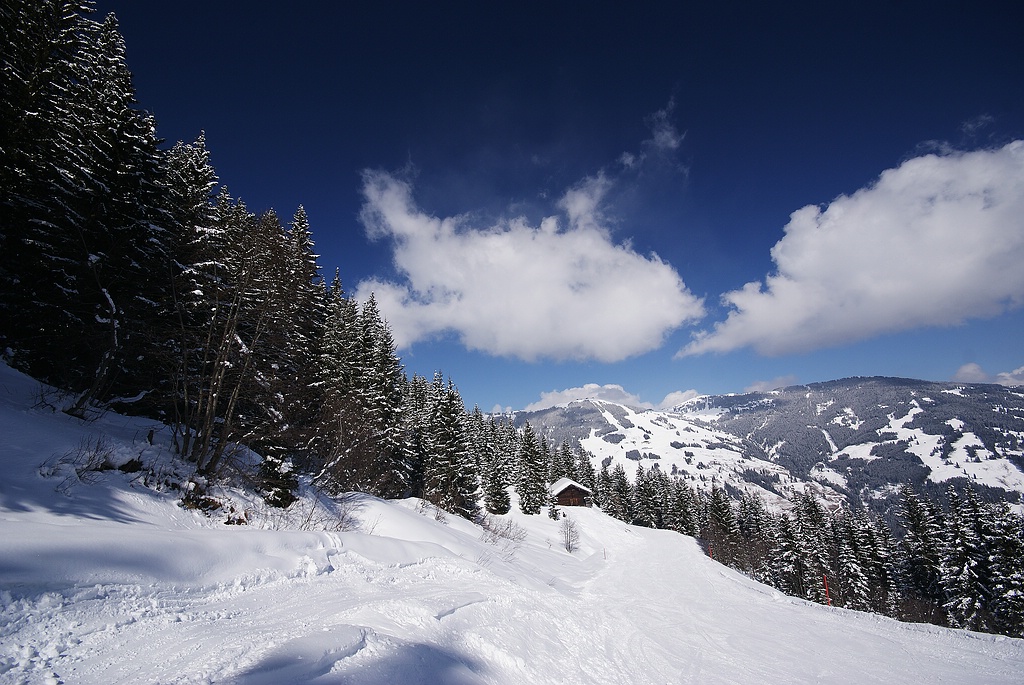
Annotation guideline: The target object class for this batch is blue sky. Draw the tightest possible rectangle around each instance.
[100,1,1024,412]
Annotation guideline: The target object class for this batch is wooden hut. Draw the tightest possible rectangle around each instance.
[550,477,593,507]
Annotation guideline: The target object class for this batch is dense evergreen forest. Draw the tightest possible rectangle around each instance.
[2,1,1022,640]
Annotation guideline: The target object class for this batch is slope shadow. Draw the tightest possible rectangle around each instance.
[0,468,148,525]
[227,633,489,685]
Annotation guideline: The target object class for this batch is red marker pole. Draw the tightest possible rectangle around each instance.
[823,574,832,606]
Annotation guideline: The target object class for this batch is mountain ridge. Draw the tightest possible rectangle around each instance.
[514,376,1024,510]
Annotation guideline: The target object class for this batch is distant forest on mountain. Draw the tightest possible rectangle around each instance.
[2,1,1023,639]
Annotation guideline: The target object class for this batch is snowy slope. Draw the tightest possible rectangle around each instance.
[674,378,1024,505]
[2,364,1024,684]
[517,399,811,507]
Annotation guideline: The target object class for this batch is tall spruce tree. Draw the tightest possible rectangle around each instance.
[833,509,871,611]
[1,0,97,379]
[516,422,548,515]
[1,5,171,413]
[941,487,996,631]
[422,376,478,519]
[896,484,945,623]
[704,485,741,565]
[792,492,833,604]
[989,504,1024,637]
[602,464,632,522]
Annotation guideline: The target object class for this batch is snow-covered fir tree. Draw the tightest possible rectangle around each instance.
[516,422,548,515]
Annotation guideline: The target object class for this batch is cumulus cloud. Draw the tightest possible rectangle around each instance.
[952,363,990,383]
[657,389,701,410]
[523,384,651,411]
[681,141,1024,357]
[523,385,701,412]
[744,375,800,393]
[953,363,1024,386]
[356,171,705,361]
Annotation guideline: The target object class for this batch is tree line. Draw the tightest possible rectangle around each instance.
[0,1,606,528]
[582,458,1024,640]
[0,1,474,511]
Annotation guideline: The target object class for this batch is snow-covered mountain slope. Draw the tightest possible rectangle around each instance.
[519,378,1024,508]
[515,399,822,507]
[675,377,1024,506]
[3,364,1024,684]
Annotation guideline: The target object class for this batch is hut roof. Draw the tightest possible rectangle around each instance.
[549,477,593,496]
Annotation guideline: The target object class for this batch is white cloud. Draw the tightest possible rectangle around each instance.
[996,366,1024,386]
[952,363,990,383]
[657,389,701,410]
[620,98,686,172]
[954,362,1024,386]
[744,375,799,393]
[523,384,651,411]
[356,171,705,362]
[645,103,684,152]
[681,141,1024,357]
[523,385,702,412]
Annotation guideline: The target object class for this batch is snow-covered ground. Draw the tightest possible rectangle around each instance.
[2,364,1024,684]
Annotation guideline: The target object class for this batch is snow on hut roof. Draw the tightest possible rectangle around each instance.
[549,477,593,496]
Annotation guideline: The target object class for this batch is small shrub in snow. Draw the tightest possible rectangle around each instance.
[560,516,580,553]
[479,514,528,562]
[415,498,448,524]
[39,435,124,494]
[479,515,527,544]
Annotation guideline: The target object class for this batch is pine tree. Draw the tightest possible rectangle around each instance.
[632,465,658,528]
[833,510,871,611]
[162,133,219,416]
[792,492,833,604]
[595,463,612,510]
[573,448,597,493]
[940,486,993,631]
[422,376,478,519]
[358,300,410,498]
[516,422,548,515]
[465,406,489,471]
[736,492,774,578]
[400,371,433,497]
[482,458,511,515]
[601,463,632,522]
[274,206,326,451]
[307,274,370,490]
[989,504,1024,637]
[1,5,172,412]
[66,13,172,414]
[257,453,299,508]
[1,1,97,379]
[550,440,575,483]
[704,485,741,565]
[856,509,900,616]
[895,484,945,623]
[667,478,699,537]
[547,489,561,520]
[767,512,805,597]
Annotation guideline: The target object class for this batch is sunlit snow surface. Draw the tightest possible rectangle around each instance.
[2,363,1023,684]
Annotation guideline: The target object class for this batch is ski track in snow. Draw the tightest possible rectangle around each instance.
[2,362,1024,684]
[6,513,1024,684]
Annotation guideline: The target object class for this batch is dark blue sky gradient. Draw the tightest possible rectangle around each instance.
[97,0,1024,410]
